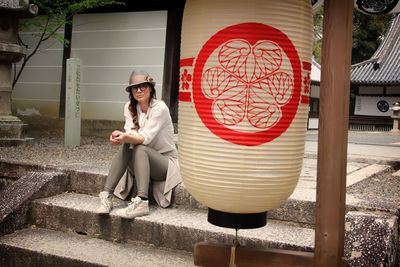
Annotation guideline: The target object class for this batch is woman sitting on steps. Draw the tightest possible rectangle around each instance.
[96,70,181,218]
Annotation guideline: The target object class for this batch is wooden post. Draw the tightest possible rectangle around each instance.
[162,2,185,123]
[314,0,354,266]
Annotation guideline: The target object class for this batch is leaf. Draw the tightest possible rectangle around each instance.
[253,41,282,80]
[261,72,293,105]
[247,85,281,129]
[213,97,246,126]
[49,31,66,44]
[247,100,281,129]
[218,40,251,81]
[202,67,246,99]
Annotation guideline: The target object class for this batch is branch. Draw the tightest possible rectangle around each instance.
[12,0,125,89]
[41,16,71,43]
[13,16,51,88]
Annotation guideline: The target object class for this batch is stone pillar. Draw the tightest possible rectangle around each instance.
[0,63,13,115]
[65,58,81,147]
[390,101,400,134]
[0,1,38,146]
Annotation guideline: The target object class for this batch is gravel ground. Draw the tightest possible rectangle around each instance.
[347,166,400,202]
[1,132,400,203]
[0,134,118,171]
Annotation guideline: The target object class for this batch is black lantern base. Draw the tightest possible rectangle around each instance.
[207,208,267,229]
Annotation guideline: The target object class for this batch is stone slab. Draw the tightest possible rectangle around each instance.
[0,228,193,267]
[2,159,396,226]
[0,120,26,138]
[0,137,34,146]
[346,164,391,186]
[28,193,399,267]
[0,171,67,236]
[289,160,389,202]
[30,192,315,253]
[344,211,398,267]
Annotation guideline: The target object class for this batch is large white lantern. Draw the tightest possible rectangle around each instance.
[178,0,313,228]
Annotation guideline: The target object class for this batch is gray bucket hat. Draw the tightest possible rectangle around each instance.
[125,70,156,92]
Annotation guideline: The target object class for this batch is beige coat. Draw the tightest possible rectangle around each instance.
[113,100,181,208]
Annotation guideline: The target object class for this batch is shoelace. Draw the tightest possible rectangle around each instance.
[127,198,141,211]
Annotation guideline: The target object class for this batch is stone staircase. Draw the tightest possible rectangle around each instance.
[0,161,398,266]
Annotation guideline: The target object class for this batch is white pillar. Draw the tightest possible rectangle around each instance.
[391,119,400,133]
[65,58,81,147]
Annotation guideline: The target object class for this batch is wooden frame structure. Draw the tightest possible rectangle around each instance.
[194,0,354,266]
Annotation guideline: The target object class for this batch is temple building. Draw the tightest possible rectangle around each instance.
[350,14,400,131]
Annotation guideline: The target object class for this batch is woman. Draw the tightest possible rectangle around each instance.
[96,70,181,219]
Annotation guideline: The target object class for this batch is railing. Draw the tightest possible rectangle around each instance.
[349,115,392,132]
[349,124,392,132]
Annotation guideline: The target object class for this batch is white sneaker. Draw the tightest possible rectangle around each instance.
[96,191,113,214]
[115,196,149,219]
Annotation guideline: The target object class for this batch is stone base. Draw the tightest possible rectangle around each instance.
[344,211,398,266]
[0,137,34,146]
[0,115,33,146]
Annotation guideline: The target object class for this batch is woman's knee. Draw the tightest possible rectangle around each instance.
[132,144,148,158]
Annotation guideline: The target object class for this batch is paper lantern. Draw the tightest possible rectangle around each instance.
[178,0,313,228]
[354,0,400,14]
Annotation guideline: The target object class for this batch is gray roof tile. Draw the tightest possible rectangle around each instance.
[351,14,400,85]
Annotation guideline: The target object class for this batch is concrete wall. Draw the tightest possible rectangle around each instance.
[70,11,167,121]
[12,17,64,118]
[12,11,167,121]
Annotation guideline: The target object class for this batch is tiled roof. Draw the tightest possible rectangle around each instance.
[351,14,400,85]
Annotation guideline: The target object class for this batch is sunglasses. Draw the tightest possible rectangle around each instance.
[131,84,149,93]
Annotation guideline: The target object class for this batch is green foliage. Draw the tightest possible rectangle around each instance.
[312,7,393,65]
[14,0,124,88]
[352,11,393,64]
[31,0,123,18]
[312,7,323,64]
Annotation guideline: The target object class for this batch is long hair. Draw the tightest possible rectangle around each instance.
[128,83,156,129]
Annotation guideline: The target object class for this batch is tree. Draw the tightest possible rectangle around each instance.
[13,0,124,89]
[312,7,393,64]
[313,7,323,64]
[351,11,393,64]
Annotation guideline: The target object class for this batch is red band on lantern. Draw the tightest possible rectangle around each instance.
[301,61,311,105]
[192,22,302,146]
[179,58,195,102]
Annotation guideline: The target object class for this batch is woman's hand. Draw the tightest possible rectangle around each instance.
[109,130,123,145]
[109,130,145,145]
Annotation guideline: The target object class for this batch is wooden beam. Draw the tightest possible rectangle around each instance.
[194,242,314,267]
[314,0,354,266]
[59,16,73,118]
[162,2,185,123]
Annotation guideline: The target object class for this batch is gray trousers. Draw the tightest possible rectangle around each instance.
[104,144,168,198]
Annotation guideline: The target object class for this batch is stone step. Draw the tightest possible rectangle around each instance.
[68,162,395,226]
[2,160,395,227]
[30,192,315,253]
[0,227,193,267]
[68,170,320,224]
